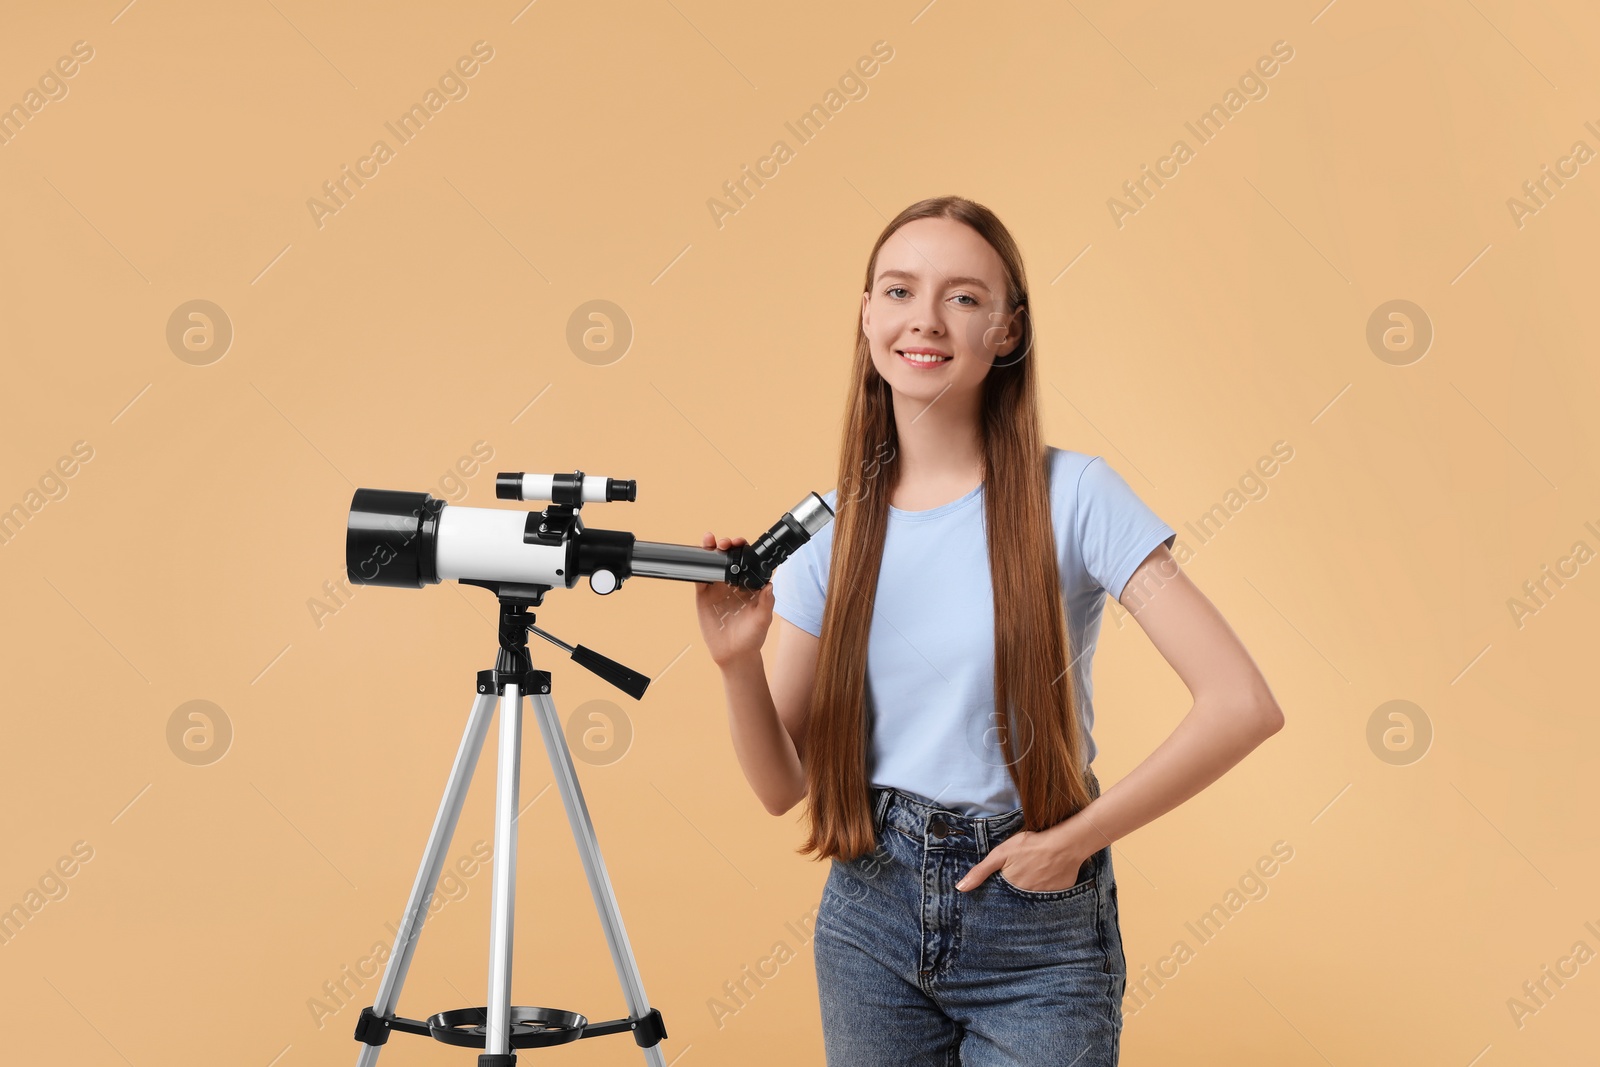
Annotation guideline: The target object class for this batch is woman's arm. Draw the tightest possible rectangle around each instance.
[694,529,819,816]
[958,543,1283,891]
[718,615,816,816]
[1060,544,1285,852]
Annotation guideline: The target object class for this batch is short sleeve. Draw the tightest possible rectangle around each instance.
[771,526,827,638]
[1075,456,1176,601]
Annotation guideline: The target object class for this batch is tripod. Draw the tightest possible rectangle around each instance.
[352,584,668,1067]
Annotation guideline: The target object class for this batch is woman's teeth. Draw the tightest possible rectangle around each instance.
[899,351,951,365]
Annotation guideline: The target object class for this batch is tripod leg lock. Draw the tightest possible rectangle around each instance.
[632,1007,669,1048]
[353,1006,391,1046]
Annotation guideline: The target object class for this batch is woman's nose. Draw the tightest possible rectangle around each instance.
[908,303,945,334]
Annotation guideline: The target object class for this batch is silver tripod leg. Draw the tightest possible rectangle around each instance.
[528,690,667,1067]
[356,687,499,1067]
[484,682,523,1058]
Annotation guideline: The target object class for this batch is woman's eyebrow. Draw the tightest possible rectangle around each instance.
[877,269,992,292]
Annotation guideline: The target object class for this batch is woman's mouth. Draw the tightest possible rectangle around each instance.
[897,349,952,369]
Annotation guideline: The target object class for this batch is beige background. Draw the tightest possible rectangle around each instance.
[2,0,1597,1064]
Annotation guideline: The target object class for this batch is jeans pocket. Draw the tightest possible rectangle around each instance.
[994,852,1098,902]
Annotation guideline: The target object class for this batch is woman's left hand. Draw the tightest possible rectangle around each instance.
[955,828,1093,893]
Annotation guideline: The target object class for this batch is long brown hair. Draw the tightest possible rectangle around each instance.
[797,195,1094,863]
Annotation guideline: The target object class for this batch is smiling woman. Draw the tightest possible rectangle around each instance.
[694,195,1283,1067]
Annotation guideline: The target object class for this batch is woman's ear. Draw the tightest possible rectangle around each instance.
[986,304,1021,352]
[860,290,871,333]
[991,304,1029,366]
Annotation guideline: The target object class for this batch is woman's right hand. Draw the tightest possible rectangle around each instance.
[693,531,776,668]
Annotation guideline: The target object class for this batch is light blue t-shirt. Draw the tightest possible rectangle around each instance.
[771,445,1176,816]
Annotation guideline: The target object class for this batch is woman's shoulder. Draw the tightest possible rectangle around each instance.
[1044,444,1101,498]
[1046,445,1161,537]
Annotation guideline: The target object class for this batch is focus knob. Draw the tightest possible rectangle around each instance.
[589,569,619,595]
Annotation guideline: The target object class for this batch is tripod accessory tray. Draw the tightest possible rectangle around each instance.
[354,1004,668,1050]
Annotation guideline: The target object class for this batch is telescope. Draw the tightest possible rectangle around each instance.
[344,469,832,702]
[347,469,832,596]
[342,469,833,1067]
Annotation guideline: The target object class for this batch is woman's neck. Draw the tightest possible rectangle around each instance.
[887,389,985,509]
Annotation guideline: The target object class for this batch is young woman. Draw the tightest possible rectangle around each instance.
[693,196,1283,1066]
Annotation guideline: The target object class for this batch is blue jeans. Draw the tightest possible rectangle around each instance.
[814,772,1125,1066]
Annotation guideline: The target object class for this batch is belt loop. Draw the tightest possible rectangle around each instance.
[872,787,892,833]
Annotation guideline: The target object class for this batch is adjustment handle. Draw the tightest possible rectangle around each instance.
[573,644,650,700]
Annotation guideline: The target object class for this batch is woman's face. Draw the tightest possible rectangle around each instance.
[861,216,1025,405]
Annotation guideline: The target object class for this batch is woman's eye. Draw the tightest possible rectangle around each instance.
[953,293,977,306]
[886,286,909,299]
